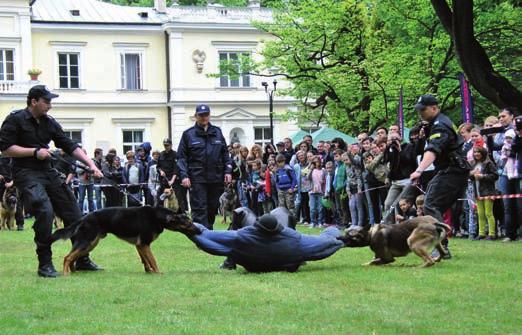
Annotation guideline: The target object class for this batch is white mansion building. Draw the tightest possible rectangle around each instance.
[0,0,299,155]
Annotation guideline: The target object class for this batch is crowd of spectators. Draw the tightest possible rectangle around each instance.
[3,109,519,242]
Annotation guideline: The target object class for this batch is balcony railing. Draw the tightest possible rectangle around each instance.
[0,80,38,94]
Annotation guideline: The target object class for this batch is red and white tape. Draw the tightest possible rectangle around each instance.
[476,194,522,201]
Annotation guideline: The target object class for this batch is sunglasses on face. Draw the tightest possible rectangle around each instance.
[197,112,210,117]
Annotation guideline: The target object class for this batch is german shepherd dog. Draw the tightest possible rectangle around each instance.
[219,183,238,225]
[49,206,198,275]
[162,187,179,213]
[0,187,17,230]
[338,216,451,267]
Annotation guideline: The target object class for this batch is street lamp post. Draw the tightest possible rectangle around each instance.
[262,79,277,145]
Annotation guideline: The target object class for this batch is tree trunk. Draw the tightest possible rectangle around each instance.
[431,0,522,110]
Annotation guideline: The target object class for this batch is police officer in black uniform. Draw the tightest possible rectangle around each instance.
[0,85,103,277]
[410,95,470,258]
[177,104,232,229]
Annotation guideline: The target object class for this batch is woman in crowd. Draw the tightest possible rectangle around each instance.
[122,151,145,207]
[262,143,277,165]
[247,144,263,172]
[234,146,250,207]
[101,153,124,207]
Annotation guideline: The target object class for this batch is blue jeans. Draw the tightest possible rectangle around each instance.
[309,193,324,226]
[94,184,103,210]
[78,183,94,213]
[349,192,366,226]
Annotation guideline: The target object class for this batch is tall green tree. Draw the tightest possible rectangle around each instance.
[431,0,522,110]
[240,0,520,133]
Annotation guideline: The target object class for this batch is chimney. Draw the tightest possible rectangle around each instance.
[154,0,167,14]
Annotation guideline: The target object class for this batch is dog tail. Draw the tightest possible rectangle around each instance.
[434,222,451,237]
[48,217,83,244]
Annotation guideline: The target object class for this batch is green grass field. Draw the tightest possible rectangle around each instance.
[1,221,521,335]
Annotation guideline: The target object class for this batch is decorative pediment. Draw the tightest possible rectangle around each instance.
[218,108,259,120]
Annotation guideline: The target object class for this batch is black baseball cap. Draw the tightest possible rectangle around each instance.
[163,138,172,145]
[276,141,284,147]
[414,94,438,110]
[196,104,211,114]
[254,214,283,234]
[27,85,59,100]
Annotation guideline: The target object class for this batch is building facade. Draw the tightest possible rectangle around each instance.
[0,0,298,156]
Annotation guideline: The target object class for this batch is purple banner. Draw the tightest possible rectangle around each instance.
[459,73,474,123]
[397,86,404,138]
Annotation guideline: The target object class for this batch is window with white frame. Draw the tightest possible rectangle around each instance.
[58,52,80,89]
[0,49,14,81]
[63,130,82,144]
[219,52,251,88]
[122,130,143,154]
[254,127,272,146]
[120,53,142,90]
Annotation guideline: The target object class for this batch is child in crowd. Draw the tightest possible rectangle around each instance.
[308,157,325,228]
[415,195,425,216]
[275,154,297,212]
[262,161,274,214]
[247,159,265,216]
[333,149,349,227]
[470,146,499,240]
[395,198,417,222]
[323,161,336,226]
[501,129,519,180]
[294,150,312,225]
[268,162,278,208]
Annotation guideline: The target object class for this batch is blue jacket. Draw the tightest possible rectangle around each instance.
[122,162,145,185]
[190,223,344,272]
[177,122,232,183]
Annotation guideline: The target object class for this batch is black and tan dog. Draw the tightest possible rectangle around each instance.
[161,187,179,213]
[0,187,17,230]
[219,183,238,225]
[338,216,451,267]
[49,206,198,275]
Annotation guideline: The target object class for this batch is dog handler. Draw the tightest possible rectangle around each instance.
[177,104,232,229]
[410,94,470,259]
[185,214,345,272]
[0,85,103,277]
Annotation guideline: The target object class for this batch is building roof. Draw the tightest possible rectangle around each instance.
[311,127,357,146]
[30,0,272,25]
[31,0,165,24]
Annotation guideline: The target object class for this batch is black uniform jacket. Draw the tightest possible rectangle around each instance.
[424,112,468,171]
[0,108,78,171]
[177,122,232,183]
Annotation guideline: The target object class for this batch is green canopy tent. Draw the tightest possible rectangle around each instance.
[311,127,357,146]
[289,129,310,145]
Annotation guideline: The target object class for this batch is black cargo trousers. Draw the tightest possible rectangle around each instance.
[15,168,83,265]
[424,167,468,245]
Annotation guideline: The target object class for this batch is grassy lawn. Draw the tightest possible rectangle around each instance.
[1,220,521,335]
